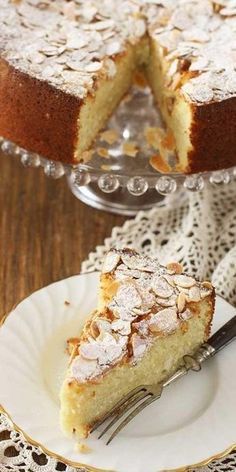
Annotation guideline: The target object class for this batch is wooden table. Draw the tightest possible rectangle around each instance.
[0,152,126,320]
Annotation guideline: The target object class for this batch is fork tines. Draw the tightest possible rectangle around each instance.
[91,385,156,444]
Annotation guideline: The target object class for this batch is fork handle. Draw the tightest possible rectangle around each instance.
[184,314,236,371]
[163,316,236,389]
[207,315,236,354]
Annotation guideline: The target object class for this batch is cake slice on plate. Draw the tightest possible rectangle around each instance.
[60,249,215,438]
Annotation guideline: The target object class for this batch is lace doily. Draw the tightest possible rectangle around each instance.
[1,182,236,471]
[83,182,236,306]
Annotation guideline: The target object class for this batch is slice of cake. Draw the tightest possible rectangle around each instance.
[60,249,215,438]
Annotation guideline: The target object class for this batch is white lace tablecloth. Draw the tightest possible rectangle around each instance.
[1,182,236,471]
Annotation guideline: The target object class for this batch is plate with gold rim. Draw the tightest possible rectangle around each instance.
[0,272,236,472]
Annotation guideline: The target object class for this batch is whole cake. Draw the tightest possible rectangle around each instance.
[60,249,215,438]
[0,0,235,173]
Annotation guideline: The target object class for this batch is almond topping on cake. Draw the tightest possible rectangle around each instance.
[151,275,174,298]
[188,285,201,302]
[149,308,180,334]
[166,262,183,275]
[1,0,236,172]
[102,251,121,273]
[174,274,196,288]
[177,292,186,313]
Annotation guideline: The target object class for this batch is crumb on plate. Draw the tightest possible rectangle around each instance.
[75,442,92,454]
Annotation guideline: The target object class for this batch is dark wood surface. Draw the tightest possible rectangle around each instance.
[0,152,126,320]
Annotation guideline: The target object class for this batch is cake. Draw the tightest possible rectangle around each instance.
[60,249,215,438]
[0,1,235,173]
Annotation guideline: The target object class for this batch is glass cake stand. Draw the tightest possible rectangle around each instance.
[1,85,235,215]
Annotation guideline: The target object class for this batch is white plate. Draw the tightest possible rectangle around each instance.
[0,272,236,472]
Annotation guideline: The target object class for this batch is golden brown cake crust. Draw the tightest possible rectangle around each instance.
[188,98,236,173]
[0,58,81,163]
[204,293,215,339]
[2,55,236,171]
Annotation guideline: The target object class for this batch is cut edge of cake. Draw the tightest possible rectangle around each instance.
[60,248,215,439]
[76,38,149,161]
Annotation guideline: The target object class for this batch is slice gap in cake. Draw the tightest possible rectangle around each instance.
[60,248,215,439]
[77,41,149,162]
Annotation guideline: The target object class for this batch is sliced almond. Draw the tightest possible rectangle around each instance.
[179,309,192,321]
[156,296,176,307]
[200,281,213,299]
[121,252,159,273]
[163,274,176,287]
[102,251,120,273]
[80,343,101,360]
[151,275,174,298]
[200,289,213,299]
[106,40,122,56]
[131,333,148,359]
[174,275,196,288]
[116,283,142,309]
[95,318,112,336]
[149,308,179,334]
[85,61,102,72]
[96,330,106,342]
[149,153,172,174]
[166,262,183,274]
[90,320,100,339]
[202,281,213,290]
[149,323,161,334]
[112,319,131,336]
[121,253,139,269]
[97,147,109,158]
[177,292,186,312]
[122,141,139,157]
[100,129,119,145]
[177,287,190,295]
[71,356,98,381]
[104,58,117,78]
[188,285,201,302]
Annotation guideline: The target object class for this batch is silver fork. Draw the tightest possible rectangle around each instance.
[91,315,236,444]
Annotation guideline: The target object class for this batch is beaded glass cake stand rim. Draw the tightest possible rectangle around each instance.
[1,85,235,215]
[2,136,236,215]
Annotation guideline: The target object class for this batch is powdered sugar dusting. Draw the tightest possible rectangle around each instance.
[1,1,235,103]
[0,0,145,99]
[146,0,236,103]
[70,249,213,382]
[149,308,180,333]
